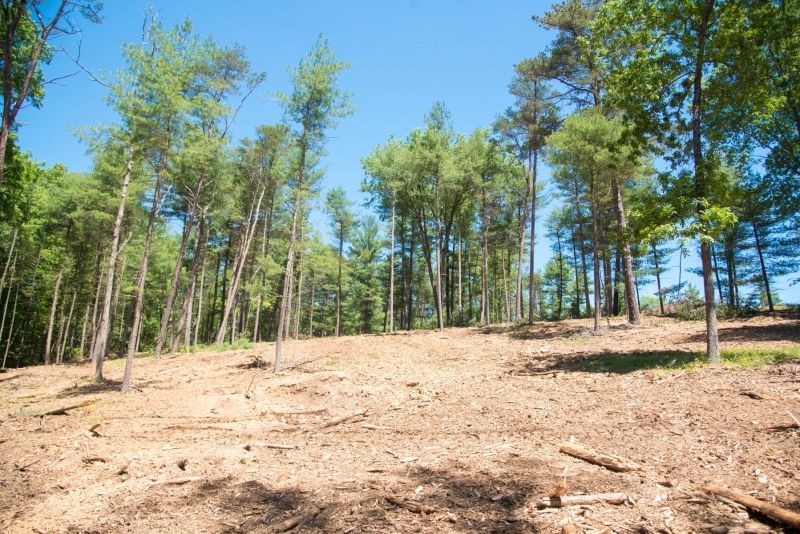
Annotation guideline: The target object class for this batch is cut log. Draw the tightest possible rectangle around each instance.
[29,400,93,417]
[147,476,203,490]
[253,442,295,450]
[317,409,367,430]
[700,485,800,528]
[275,506,322,532]
[559,443,643,472]
[536,493,630,508]
[384,494,436,514]
[82,456,111,463]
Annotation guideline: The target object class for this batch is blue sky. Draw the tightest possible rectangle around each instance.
[18,0,799,306]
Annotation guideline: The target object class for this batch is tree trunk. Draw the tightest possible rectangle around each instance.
[692,0,719,363]
[92,150,134,380]
[573,187,592,316]
[481,216,490,326]
[0,228,18,296]
[154,176,204,358]
[293,224,305,339]
[711,243,724,302]
[275,185,303,371]
[44,259,65,365]
[121,171,163,393]
[516,170,531,322]
[216,184,266,343]
[457,224,463,327]
[610,176,641,325]
[0,248,17,365]
[570,225,581,318]
[1,278,20,368]
[752,222,773,311]
[389,194,395,333]
[528,152,539,325]
[173,214,207,353]
[193,253,206,352]
[589,179,601,332]
[652,242,664,314]
[59,291,77,363]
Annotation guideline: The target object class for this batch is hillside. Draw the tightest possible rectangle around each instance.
[1,314,799,534]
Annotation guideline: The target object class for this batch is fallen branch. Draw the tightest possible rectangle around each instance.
[700,485,800,528]
[253,442,295,450]
[740,390,773,400]
[362,424,389,430]
[536,493,631,508]
[276,506,322,532]
[317,409,367,431]
[280,355,326,371]
[30,400,93,417]
[13,458,41,471]
[385,494,436,514]
[147,476,203,490]
[515,370,562,377]
[88,423,103,437]
[82,456,111,463]
[559,443,643,472]
[657,370,685,384]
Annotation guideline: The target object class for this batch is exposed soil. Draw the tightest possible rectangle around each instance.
[1,313,799,534]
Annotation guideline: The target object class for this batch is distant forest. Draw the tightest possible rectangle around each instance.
[0,0,797,384]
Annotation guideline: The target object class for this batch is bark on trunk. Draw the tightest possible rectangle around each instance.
[589,179,601,332]
[610,176,640,325]
[752,223,774,311]
[92,150,134,380]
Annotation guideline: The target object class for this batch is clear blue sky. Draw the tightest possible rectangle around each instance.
[18,0,799,306]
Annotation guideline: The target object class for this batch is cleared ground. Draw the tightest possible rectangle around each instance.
[1,313,799,534]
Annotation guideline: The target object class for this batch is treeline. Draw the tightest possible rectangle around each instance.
[1,0,798,380]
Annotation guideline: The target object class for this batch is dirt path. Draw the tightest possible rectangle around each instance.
[1,314,799,533]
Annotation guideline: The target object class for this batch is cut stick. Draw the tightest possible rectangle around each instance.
[13,458,41,471]
[700,485,800,528]
[253,443,295,450]
[30,400,93,417]
[657,370,685,384]
[317,409,367,430]
[275,506,322,532]
[147,476,203,490]
[559,443,643,472]
[82,456,111,463]
[515,370,561,377]
[536,493,631,508]
[740,390,773,400]
[361,424,389,430]
[88,423,102,437]
[384,495,436,514]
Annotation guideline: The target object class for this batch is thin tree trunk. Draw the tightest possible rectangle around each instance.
[173,214,207,353]
[752,222,774,311]
[589,179,601,332]
[389,194,395,333]
[457,225,463,326]
[194,253,206,352]
[0,249,17,365]
[121,171,164,393]
[528,152,538,325]
[1,279,19,368]
[335,225,344,338]
[610,176,641,325]
[308,271,315,338]
[0,228,18,295]
[711,242,724,302]
[570,224,581,318]
[573,187,592,316]
[293,224,305,339]
[653,242,664,314]
[16,249,42,368]
[56,291,78,363]
[274,183,303,371]
[44,253,66,365]
[92,150,134,380]
[154,176,204,358]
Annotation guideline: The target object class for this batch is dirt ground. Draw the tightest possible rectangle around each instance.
[1,313,799,534]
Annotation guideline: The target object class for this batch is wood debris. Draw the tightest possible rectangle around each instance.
[147,476,203,490]
[275,506,323,532]
[253,442,295,450]
[26,400,93,417]
[559,442,643,472]
[316,409,366,430]
[700,485,800,528]
[536,492,631,508]
[384,494,436,514]
[81,456,111,463]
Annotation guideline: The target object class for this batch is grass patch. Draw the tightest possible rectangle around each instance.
[579,347,800,374]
